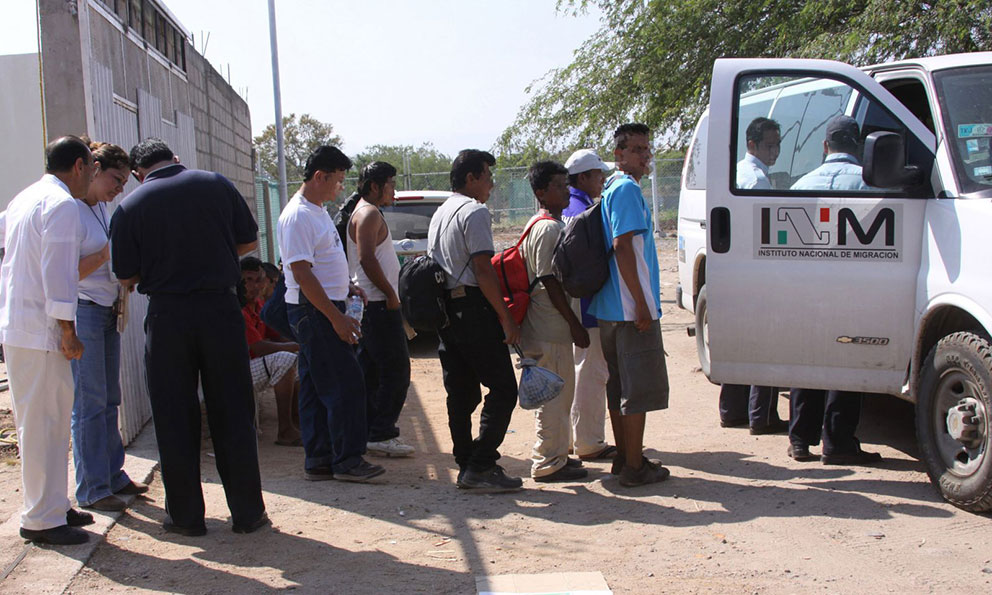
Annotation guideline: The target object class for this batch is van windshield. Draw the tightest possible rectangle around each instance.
[933,65,992,197]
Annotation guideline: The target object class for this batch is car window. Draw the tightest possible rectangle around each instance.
[381,203,440,240]
[685,114,708,190]
[734,74,896,195]
[933,65,992,197]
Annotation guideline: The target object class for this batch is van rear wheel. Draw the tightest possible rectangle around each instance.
[695,285,711,378]
[916,331,992,512]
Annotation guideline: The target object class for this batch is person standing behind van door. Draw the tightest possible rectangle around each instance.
[429,149,522,493]
[736,117,781,190]
[722,117,786,434]
[111,138,268,536]
[561,149,617,461]
[589,124,671,488]
[347,161,415,458]
[786,115,881,465]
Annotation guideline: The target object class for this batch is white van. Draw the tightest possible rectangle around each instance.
[678,53,992,511]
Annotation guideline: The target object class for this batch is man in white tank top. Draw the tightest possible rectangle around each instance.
[347,162,414,457]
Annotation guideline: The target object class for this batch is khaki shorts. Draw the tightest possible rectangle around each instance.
[598,320,669,415]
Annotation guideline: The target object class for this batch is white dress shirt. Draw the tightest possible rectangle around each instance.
[736,152,772,190]
[0,175,81,351]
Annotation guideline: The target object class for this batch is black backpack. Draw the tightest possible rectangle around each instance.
[552,200,613,299]
[333,192,362,258]
[398,201,471,331]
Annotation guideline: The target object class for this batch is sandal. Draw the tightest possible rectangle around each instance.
[579,445,618,461]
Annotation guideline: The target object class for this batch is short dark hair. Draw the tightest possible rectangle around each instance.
[527,160,568,194]
[613,123,651,150]
[745,117,781,146]
[129,138,174,170]
[450,149,495,191]
[357,161,397,197]
[240,256,263,272]
[261,262,280,281]
[303,145,352,181]
[45,136,91,173]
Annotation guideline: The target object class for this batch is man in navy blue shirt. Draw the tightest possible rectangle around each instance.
[110,138,267,536]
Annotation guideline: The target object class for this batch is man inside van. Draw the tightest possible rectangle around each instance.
[786,115,882,465]
[561,149,617,462]
[737,117,781,190]
[429,149,522,493]
[589,123,671,488]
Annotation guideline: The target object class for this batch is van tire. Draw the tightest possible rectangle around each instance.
[916,331,992,512]
[695,285,711,378]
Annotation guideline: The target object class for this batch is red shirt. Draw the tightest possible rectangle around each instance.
[242,299,277,358]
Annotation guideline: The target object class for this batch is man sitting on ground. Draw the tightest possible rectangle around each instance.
[241,257,301,446]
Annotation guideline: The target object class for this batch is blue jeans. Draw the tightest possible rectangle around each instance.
[288,301,368,473]
[71,300,130,506]
[358,302,411,442]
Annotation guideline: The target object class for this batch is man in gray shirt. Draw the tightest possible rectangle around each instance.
[428,149,522,493]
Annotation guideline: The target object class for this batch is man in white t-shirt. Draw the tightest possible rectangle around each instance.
[347,161,414,458]
[278,145,384,483]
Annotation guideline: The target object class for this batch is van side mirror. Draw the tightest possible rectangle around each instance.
[863,131,924,188]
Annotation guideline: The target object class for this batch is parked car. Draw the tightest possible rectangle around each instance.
[383,190,452,265]
[678,52,992,511]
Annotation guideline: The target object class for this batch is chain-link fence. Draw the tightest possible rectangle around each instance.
[255,157,683,263]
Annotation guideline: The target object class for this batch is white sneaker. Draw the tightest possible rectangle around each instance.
[367,437,415,457]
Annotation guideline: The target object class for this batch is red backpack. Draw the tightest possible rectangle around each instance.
[492,215,556,325]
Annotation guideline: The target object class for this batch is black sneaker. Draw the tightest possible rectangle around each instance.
[162,519,207,537]
[304,466,335,481]
[20,525,88,545]
[750,419,789,435]
[334,459,385,483]
[458,465,523,493]
[534,465,589,483]
[66,508,94,527]
[618,458,671,487]
[565,457,584,468]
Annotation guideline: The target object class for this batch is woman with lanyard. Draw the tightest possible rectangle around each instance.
[71,140,148,512]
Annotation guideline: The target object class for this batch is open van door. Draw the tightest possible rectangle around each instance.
[704,58,935,393]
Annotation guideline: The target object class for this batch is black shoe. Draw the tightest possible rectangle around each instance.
[618,458,671,487]
[787,444,817,462]
[115,480,149,496]
[458,465,523,493]
[565,457,583,468]
[334,460,385,483]
[534,465,589,483]
[304,466,335,481]
[720,417,749,428]
[20,524,89,545]
[66,508,94,527]
[822,449,882,466]
[750,419,790,435]
[233,512,271,534]
[162,519,207,537]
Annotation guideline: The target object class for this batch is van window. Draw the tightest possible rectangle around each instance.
[734,74,893,195]
[933,65,992,197]
[685,114,708,190]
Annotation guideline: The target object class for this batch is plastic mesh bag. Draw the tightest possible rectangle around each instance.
[514,345,565,410]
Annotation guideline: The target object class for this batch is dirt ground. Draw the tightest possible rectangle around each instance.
[3,236,990,593]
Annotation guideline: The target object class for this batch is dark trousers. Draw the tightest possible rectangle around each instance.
[788,389,863,454]
[288,301,367,473]
[437,287,517,472]
[719,384,781,427]
[358,301,411,442]
[144,293,264,529]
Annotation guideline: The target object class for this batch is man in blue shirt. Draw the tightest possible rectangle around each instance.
[588,124,671,487]
[787,115,882,466]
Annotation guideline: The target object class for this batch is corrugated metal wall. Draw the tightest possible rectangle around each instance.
[91,61,194,445]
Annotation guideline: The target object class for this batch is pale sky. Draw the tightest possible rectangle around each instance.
[2,0,603,156]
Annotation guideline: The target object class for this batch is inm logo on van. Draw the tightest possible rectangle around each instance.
[752,204,902,262]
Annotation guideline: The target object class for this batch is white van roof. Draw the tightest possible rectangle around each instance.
[866,51,992,74]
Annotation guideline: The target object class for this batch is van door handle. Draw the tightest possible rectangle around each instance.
[710,207,730,253]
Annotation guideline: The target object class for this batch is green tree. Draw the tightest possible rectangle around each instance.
[498,0,992,154]
[254,113,343,181]
[352,143,452,191]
